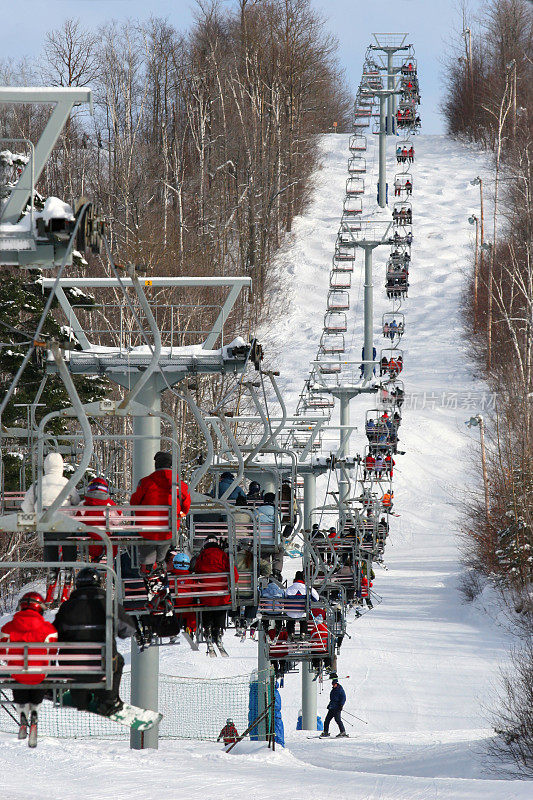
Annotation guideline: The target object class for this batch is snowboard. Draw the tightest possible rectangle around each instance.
[60,692,162,731]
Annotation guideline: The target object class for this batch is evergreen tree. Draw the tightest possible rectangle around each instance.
[0,267,107,489]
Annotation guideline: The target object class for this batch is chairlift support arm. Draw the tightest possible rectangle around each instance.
[0,87,93,224]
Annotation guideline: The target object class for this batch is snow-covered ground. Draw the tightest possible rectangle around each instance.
[2,132,530,799]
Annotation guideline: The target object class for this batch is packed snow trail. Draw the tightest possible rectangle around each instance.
[0,134,529,799]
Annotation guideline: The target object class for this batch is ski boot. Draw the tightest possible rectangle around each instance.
[18,706,29,740]
[141,562,174,616]
[44,572,59,604]
[319,731,330,738]
[28,708,38,748]
[60,569,74,603]
[134,617,154,650]
[336,732,349,738]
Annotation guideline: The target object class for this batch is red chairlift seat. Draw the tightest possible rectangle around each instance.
[346,177,365,197]
[324,311,347,333]
[348,156,366,175]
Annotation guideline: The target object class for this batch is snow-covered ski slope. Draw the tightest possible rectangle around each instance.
[1,133,530,799]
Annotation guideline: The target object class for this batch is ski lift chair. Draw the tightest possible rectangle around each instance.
[392,202,412,226]
[317,357,342,376]
[0,561,115,692]
[346,177,364,196]
[323,311,347,333]
[333,245,355,265]
[348,156,366,175]
[342,196,363,217]
[341,216,362,234]
[386,275,409,300]
[327,290,350,311]
[379,379,405,409]
[337,227,357,246]
[382,312,405,342]
[306,393,335,410]
[393,172,413,195]
[349,135,366,152]
[330,271,351,290]
[320,332,345,355]
[401,59,417,75]
[379,348,404,379]
[261,599,336,663]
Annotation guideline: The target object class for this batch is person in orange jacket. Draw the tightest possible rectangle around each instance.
[382,491,394,509]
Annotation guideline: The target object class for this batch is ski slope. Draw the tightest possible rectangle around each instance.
[1,133,530,799]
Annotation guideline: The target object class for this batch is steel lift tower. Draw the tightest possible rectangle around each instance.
[41,268,252,749]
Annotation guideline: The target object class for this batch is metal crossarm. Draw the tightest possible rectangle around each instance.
[0,88,92,224]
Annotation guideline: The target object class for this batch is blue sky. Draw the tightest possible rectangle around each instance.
[1,0,485,134]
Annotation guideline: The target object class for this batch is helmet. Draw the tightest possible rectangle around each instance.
[75,567,101,588]
[203,535,219,547]
[85,476,110,500]
[226,718,234,725]
[18,591,46,614]
[173,552,190,570]
[239,537,254,553]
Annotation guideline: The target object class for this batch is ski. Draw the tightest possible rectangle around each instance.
[215,641,229,658]
[18,712,28,741]
[28,710,37,748]
[181,629,199,651]
[307,734,350,740]
[206,640,217,658]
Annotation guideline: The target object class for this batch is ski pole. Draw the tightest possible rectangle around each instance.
[343,710,368,725]
[0,690,20,726]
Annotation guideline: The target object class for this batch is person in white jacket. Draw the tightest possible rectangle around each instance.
[285,571,319,637]
[21,452,81,563]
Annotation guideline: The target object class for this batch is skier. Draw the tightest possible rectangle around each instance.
[217,717,239,745]
[0,592,58,747]
[168,551,198,636]
[246,481,263,503]
[76,476,121,562]
[193,535,238,654]
[130,450,191,615]
[212,471,247,501]
[320,674,348,738]
[53,567,136,716]
[21,452,81,601]
[363,452,375,480]
[21,452,80,517]
[260,577,286,633]
[285,571,318,637]
[234,537,271,635]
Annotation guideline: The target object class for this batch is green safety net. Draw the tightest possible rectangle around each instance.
[0,670,272,741]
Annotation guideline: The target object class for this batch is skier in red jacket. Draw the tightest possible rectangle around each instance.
[130,451,191,615]
[0,592,57,745]
[76,477,121,562]
[192,535,238,649]
[217,717,239,745]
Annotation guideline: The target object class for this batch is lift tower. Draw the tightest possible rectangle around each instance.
[42,271,252,749]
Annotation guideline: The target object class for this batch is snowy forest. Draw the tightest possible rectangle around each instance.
[0,0,532,796]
